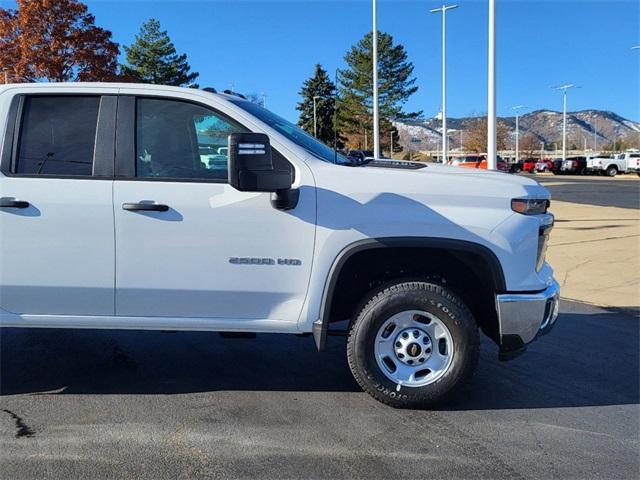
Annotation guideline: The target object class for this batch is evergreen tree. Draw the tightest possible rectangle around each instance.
[296,64,340,146]
[339,31,419,151]
[121,19,198,86]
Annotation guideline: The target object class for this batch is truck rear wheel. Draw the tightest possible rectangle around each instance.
[606,166,618,177]
[347,281,479,408]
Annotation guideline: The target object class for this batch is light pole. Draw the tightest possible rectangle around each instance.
[372,0,380,159]
[593,119,598,151]
[486,0,497,169]
[390,130,394,158]
[313,96,320,138]
[554,84,577,162]
[431,3,458,165]
[434,110,444,161]
[261,92,267,108]
[512,105,525,162]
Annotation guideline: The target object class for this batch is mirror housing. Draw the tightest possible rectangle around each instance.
[228,133,292,192]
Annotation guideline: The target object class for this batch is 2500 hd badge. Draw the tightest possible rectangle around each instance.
[229,257,302,266]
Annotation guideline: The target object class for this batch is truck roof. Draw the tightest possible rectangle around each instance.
[0,82,238,101]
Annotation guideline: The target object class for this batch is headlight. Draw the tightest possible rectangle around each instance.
[511,198,550,215]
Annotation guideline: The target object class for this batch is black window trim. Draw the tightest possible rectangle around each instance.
[113,94,293,185]
[0,93,117,180]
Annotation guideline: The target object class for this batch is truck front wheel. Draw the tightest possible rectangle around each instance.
[347,281,479,408]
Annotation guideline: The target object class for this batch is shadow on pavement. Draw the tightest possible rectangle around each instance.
[1,304,638,410]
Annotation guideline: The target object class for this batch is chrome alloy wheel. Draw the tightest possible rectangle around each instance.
[374,310,454,388]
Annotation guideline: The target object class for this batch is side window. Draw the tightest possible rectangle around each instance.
[15,96,100,176]
[135,98,247,180]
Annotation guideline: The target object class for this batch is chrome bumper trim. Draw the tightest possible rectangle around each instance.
[496,279,560,346]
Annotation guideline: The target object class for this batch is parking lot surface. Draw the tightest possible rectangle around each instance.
[525,174,639,209]
[1,300,638,480]
[1,173,639,480]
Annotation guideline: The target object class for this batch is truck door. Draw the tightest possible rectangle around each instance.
[112,95,315,324]
[0,93,117,317]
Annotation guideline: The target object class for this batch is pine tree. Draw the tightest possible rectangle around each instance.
[296,64,340,146]
[339,31,419,152]
[121,19,198,86]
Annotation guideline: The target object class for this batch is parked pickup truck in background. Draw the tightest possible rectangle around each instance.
[535,159,554,173]
[560,156,587,175]
[586,153,631,177]
[0,83,560,408]
[626,152,640,176]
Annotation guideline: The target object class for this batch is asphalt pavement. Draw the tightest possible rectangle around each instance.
[1,300,638,479]
[524,174,640,209]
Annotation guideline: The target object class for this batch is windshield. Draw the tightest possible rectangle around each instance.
[229,99,350,165]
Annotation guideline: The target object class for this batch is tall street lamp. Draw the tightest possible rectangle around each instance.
[390,130,395,158]
[512,105,525,162]
[487,0,497,169]
[554,84,578,162]
[372,0,380,159]
[431,3,458,165]
[313,95,320,138]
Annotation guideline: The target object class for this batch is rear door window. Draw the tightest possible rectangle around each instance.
[15,96,100,176]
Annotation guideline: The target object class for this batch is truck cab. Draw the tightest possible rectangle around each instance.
[0,83,559,407]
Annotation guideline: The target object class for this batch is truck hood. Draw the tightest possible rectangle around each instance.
[352,161,551,200]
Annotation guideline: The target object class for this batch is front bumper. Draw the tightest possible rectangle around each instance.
[496,279,560,361]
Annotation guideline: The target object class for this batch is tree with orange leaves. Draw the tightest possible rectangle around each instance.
[463,116,510,153]
[0,0,119,83]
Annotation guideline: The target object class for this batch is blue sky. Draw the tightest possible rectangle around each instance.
[2,0,639,122]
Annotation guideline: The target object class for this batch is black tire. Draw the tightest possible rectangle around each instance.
[347,281,479,408]
[606,166,618,177]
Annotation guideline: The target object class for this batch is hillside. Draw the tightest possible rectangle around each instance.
[394,110,640,152]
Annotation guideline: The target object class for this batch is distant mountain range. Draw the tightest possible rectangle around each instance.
[394,110,640,151]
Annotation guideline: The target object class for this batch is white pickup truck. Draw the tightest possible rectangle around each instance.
[621,152,640,176]
[586,152,640,176]
[0,83,559,407]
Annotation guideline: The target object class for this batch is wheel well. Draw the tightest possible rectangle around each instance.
[326,246,502,344]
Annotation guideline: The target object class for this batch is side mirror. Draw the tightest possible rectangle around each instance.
[228,133,292,192]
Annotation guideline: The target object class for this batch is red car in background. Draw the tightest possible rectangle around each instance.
[449,154,510,172]
[521,158,537,173]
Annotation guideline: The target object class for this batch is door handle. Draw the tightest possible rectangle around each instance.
[0,198,30,209]
[122,202,169,212]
